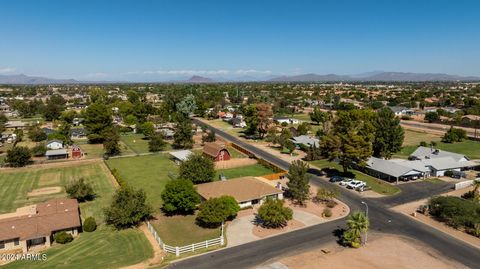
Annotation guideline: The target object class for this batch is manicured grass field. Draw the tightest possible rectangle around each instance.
[309,159,401,195]
[216,163,275,179]
[120,133,150,154]
[0,162,154,269]
[73,140,136,159]
[394,129,480,159]
[106,154,176,210]
[0,163,114,221]
[3,227,153,269]
[152,214,221,246]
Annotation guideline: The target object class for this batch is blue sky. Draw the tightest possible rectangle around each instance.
[1,0,479,81]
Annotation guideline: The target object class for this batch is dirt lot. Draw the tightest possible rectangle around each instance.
[274,233,468,269]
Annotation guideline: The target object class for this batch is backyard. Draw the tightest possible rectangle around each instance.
[151,214,221,246]
[309,159,401,195]
[215,163,275,179]
[0,162,154,269]
[106,154,175,210]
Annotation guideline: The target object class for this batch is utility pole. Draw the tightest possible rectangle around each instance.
[361,201,369,245]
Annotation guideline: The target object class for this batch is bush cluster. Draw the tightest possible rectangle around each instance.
[428,196,480,236]
[54,231,73,244]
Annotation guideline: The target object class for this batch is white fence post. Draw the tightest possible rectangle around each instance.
[192,243,195,252]
[175,246,180,257]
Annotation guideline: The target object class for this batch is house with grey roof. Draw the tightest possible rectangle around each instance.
[291,135,319,148]
[410,146,469,162]
[365,146,478,183]
[388,106,415,116]
[169,150,193,164]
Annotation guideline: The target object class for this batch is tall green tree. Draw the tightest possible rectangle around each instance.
[286,160,310,205]
[5,146,31,167]
[373,107,404,159]
[85,102,113,143]
[103,128,121,156]
[196,196,240,228]
[179,153,215,184]
[176,94,197,116]
[161,179,200,214]
[104,186,152,229]
[173,118,194,149]
[148,133,166,152]
[43,94,66,121]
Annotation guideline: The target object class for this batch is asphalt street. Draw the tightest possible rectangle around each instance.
[169,119,480,269]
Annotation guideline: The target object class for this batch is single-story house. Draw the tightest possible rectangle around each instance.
[388,106,415,116]
[196,177,284,208]
[365,146,478,183]
[169,150,193,164]
[230,117,246,128]
[5,121,26,130]
[71,128,87,139]
[46,149,69,160]
[291,135,320,148]
[41,127,55,136]
[0,198,81,253]
[46,140,64,150]
[157,128,174,139]
[273,117,300,125]
[366,157,429,183]
[410,146,469,162]
[203,142,231,161]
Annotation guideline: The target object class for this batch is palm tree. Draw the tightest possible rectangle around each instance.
[344,211,369,247]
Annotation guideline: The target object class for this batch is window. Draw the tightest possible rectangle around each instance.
[0,241,4,249]
[14,238,19,246]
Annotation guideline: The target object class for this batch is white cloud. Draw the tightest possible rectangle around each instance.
[86,72,109,78]
[0,67,16,74]
[234,69,272,75]
[142,70,230,76]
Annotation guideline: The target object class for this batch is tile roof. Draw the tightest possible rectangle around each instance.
[196,177,283,203]
[0,199,81,241]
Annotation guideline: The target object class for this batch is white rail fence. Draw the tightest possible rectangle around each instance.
[146,221,224,256]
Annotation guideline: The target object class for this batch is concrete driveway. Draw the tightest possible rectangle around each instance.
[227,210,324,247]
[227,214,260,247]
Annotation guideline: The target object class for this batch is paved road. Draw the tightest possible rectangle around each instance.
[169,119,480,269]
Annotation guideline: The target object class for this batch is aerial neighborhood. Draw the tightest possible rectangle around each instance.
[0,80,478,269]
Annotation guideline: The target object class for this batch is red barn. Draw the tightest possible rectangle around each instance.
[71,145,82,159]
[203,142,231,161]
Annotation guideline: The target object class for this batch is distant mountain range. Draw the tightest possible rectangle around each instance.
[268,72,480,82]
[0,74,79,84]
[0,72,479,84]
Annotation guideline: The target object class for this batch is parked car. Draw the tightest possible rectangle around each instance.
[329,175,344,182]
[347,180,365,189]
[356,185,371,192]
[339,178,354,186]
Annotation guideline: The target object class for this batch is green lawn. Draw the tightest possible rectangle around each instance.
[3,227,153,269]
[216,163,275,179]
[0,162,154,269]
[73,140,136,159]
[120,133,149,154]
[152,214,221,246]
[227,146,246,158]
[106,154,176,210]
[394,129,480,159]
[309,159,401,195]
[0,163,114,221]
